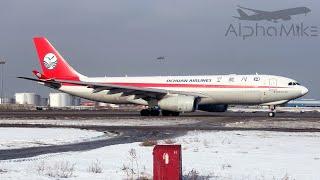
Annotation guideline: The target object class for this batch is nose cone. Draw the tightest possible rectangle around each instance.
[300,86,309,95]
[306,7,311,13]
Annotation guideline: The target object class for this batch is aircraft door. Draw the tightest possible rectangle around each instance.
[262,78,277,102]
[269,78,277,87]
[261,78,277,103]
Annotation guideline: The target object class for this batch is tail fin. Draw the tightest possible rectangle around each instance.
[33,37,85,80]
[237,9,248,17]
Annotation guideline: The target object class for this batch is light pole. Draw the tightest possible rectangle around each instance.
[0,60,5,104]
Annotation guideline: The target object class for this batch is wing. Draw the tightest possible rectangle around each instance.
[237,5,268,14]
[280,15,291,21]
[17,77,209,100]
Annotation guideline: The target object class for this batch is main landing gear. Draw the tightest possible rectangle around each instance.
[268,105,276,117]
[140,108,160,116]
[161,110,180,116]
[140,109,180,116]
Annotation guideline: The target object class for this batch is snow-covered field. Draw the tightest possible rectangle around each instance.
[1,130,320,180]
[0,128,107,149]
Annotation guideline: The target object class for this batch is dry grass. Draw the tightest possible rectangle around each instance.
[36,161,46,175]
[163,139,176,144]
[121,148,152,179]
[182,169,212,180]
[140,139,158,146]
[87,159,103,173]
[36,161,75,178]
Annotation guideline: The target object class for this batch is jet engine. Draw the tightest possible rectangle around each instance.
[197,104,228,112]
[158,95,198,112]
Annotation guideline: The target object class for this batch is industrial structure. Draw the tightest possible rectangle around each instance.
[15,93,40,106]
[0,97,14,104]
[49,93,81,108]
[0,60,5,104]
[2,92,121,109]
[287,99,320,107]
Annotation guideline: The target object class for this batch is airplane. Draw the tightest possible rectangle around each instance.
[18,37,309,117]
[156,56,165,60]
[233,6,311,22]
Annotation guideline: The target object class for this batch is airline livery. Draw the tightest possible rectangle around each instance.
[19,37,308,117]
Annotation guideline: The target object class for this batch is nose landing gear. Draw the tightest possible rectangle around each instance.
[268,105,276,117]
[268,111,275,117]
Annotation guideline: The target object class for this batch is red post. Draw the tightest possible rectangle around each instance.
[153,145,182,180]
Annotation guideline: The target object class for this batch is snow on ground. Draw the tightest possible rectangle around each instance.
[0,128,107,149]
[226,119,320,129]
[1,130,320,179]
[229,106,320,113]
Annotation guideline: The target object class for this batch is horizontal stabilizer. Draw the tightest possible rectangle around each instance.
[32,70,48,80]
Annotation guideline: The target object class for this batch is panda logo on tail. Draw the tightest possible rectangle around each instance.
[43,53,57,70]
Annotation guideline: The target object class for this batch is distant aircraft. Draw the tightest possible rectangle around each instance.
[233,6,311,22]
[19,37,308,117]
[156,56,165,61]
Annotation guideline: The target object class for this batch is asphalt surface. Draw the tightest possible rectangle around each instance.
[0,110,320,160]
[0,129,184,160]
[0,109,320,118]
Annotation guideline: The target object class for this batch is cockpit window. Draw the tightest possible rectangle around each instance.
[288,82,300,86]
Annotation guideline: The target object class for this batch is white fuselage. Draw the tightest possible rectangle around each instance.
[57,74,308,106]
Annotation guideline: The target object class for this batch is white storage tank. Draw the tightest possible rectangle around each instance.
[15,93,40,106]
[0,97,14,104]
[49,93,80,107]
[39,97,49,106]
[73,97,81,106]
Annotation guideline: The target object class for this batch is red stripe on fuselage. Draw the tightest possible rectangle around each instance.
[109,82,284,88]
[62,82,285,88]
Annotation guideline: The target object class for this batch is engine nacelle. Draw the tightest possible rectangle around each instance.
[158,95,197,112]
[198,104,228,112]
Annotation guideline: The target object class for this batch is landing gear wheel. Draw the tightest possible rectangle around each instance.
[161,110,180,116]
[268,105,276,117]
[162,110,171,116]
[140,109,150,116]
[140,109,160,116]
[268,112,275,117]
[150,109,160,116]
[171,112,180,116]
